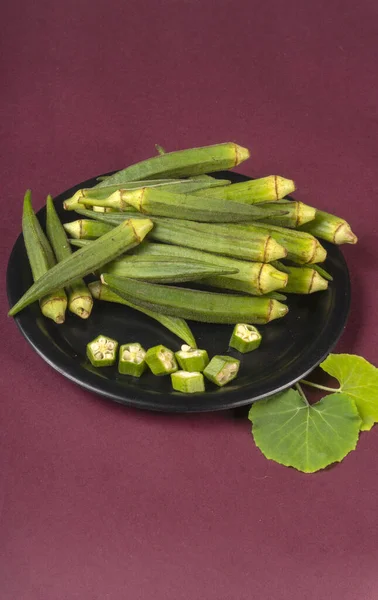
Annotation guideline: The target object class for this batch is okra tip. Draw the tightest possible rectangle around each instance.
[269,299,289,321]
[40,295,67,324]
[334,223,358,245]
[234,144,250,165]
[310,272,329,293]
[275,176,295,199]
[265,237,288,262]
[310,241,327,264]
[128,217,154,241]
[69,295,94,319]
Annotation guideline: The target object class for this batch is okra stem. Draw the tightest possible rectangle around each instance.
[278,265,329,294]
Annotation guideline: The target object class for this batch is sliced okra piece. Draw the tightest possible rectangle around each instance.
[171,371,205,393]
[175,345,209,372]
[87,335,118,367]
[118,343,146,377]
[145,344,178,376]
[229,324,262,353]
[203,355,240,387]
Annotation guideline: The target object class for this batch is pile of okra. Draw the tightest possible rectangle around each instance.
[8,142,357,391]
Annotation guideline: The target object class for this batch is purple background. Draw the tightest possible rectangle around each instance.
[1,1,378,598]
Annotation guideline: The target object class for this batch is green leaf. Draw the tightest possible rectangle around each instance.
[320,354,378,431]
[248,389,361,473]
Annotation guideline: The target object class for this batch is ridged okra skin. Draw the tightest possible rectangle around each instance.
[95,142,250,187]
[22,190,67,324]
[101,274,289,325]
[171,371,205,393]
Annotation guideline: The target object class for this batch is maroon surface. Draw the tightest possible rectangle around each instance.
[1,1,378,598]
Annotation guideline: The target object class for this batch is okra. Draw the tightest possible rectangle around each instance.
[101,275,289,324]
[171,371,205,393]
[8,218,153,317]
[95,142,250,187]
[229,324,262,353]
[298,209,358,244]
[102,255,238,284]
[88,281,197,348]
[90,187,288,223]
[77,178,232,211]
[22,190,67,323]
[145,345,178,376]
[64,179,223,211]
[72,212,288,263]
[63,220,114,239]
[209,222,327,264]
[175,345,209,372]
[132,243,288,295]
[118,343,147,377]
[278,265,329,294]
[256,201,316,228]
[203,356,240,387]
[311,264,333,282]
[193,176,295,202]
[46,196,93,319]
[87,335,118,367]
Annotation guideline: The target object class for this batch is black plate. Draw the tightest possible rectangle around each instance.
[6,172,351,413]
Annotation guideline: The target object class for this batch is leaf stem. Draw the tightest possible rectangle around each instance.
[300,379,341,393]
[295,383,309,406]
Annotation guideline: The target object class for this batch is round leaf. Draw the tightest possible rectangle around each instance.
[320,354,378,431]
[249,389,361,473]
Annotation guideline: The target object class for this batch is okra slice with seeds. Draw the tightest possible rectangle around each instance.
[175,345,209,372]
[145,345,178,376]
[203,356,240,387]
[229,324,262,353]
[171,371,205,394]
[118,343,146,377]
[87,335,118,367]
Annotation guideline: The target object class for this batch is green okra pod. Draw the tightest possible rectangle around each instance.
[229,324,262,353]
[118,343,147,377]
[95,142,250,187]
[278,265,329,294]
[206,222,327,264]
[297,209,358,244]
[203,356,240,387]
[89,186,289,223]
[101,274,289,325]
[101,255,238,284]
[171,371,205,393]
[8,218,153,317]
[145,345,178,376]
[88,281,197,348]
[71,212,288,263]
[63,219,114,239]
[87,335,118,367]
[46,196,93,319]
[255,201,316,227]
[193,176,295,203]
[22,190,67,323]
[132,242,288,295]
[175,345,209,372]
